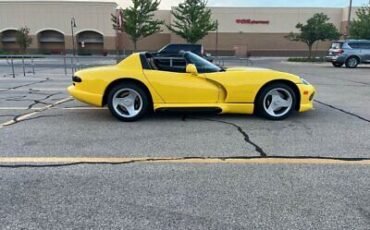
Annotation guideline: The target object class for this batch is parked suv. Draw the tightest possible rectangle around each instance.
[326,40,370,68]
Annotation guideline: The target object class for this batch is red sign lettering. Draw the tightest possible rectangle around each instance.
[236,19,270,25]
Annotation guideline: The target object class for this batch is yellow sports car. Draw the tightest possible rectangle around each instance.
[68,52,315,121]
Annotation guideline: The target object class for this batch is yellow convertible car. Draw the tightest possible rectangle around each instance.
[68,52,315,121]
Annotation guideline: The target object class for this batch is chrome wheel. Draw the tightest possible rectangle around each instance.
[263,88,293,118]
[112,88,143,118]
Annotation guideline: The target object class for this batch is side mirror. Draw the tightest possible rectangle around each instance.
[186,64,198,75]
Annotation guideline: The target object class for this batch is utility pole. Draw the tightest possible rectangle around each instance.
[346,0,353,39]
[71,17,77,73]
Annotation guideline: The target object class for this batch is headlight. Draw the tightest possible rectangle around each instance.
[301,78,310,85]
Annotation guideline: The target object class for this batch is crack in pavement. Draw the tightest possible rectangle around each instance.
[315,100,370,123]
[26,93,61,110]
[183,115,268,157]
[348,80,370,86]
[0,97,73,128]
[0,79,49,93]
[0,93,62,124]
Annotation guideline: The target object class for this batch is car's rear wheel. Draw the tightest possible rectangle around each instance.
[256,84,296,120]
[345,57,359,68]
[332,62,343,68]
[107,83,149,122]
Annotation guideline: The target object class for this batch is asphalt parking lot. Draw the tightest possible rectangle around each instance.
[0,58,370,229]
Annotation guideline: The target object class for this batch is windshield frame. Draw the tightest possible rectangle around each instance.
[183,52,222,73]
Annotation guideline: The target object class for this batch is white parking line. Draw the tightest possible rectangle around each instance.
[29,88,68,91]
[0,107,38,110]
[62,107,107,110]
[0,107,106,110]
[0,88,67,91]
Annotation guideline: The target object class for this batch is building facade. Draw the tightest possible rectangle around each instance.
[0,0,359,56]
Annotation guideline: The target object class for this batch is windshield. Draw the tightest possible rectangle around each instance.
[158,44,175,53]
[184,52,222,73]
[331,42,343,49]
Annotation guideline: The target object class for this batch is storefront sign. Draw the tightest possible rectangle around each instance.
[236,19,270,25]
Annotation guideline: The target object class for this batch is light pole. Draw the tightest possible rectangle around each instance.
[346,0,353,39]
[215,20,219,59]
[71,17,77,73]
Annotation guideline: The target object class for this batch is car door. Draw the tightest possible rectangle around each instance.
[361,43,370,62]
[143,69,219,104]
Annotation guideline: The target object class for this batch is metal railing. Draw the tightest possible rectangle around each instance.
[0,54,126,77]
[0,54,253,77]
[214,56,254,67]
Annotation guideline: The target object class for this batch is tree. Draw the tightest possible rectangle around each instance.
[350,6,370,39]
[112,0,164,51]
[286,13,340,59]
[168,0,217,44]
[16,26,32,53]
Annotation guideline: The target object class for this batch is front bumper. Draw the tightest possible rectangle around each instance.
[67,85,103,107]
[297,84,316,112]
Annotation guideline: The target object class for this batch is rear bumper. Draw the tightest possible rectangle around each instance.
[325,55,345,63]
[297,84,316,113]
[67,85,103,107]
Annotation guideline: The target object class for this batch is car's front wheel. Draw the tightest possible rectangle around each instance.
[256,84,296,120]
[107,83,150,122]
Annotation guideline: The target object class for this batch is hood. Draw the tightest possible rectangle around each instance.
[223,66,301,83]
[225,67,272,72]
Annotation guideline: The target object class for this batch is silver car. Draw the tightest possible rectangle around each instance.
[326,40,370,68]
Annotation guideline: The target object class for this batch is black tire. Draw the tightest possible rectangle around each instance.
[332,62,343,68]
[345,56,359,68]
[255,83,297,120]
[107,82,150,122]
